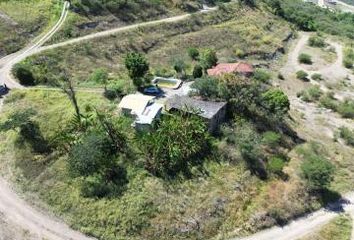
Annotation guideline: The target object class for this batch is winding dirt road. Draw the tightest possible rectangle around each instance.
[0,2,353,240]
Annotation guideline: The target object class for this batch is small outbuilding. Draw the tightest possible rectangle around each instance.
[166,95,227,133]
[207,62,254,77]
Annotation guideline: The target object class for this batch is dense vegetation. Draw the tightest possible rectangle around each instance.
[263,0,354,39]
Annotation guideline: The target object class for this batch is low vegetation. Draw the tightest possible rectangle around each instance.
[0,0,61,56]
[300,214,352,240]
[296,70,309,81]
[14,3,292,87]
[343,47,354,69]
[338,127,354,147]
[298,53,313,65]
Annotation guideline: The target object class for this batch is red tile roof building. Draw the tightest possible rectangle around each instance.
[207,63,254,77]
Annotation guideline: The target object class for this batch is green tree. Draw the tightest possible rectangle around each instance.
[199,48,218,72]
[12,63,35,86]
[192,64,203,79]
[173,58,186,79]
[190,76,219,100]
[262,89,290,117]
[139,113,210,177]
[124,52,149,88]
[301,155,334,191]
[89,68,109,89]
[187,47,199,60]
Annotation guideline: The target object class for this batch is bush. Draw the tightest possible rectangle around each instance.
[262,89,290,117]
[296,70,309,81]
[298,53,312,64]
[343,47,354,69]
[311,73,322,81]
[267,156,286,175]
[337,100,354,119]
[89,68,108,84]
[301,154,334,191]
[190,76,219,99]
[308,35,326,48]
[262,131,281,148]
[278,73,285,80]
[139,113,210,177]
[187,47,200,60]
[253,69,272,83]
[298,86,323,102]
[12,64,35,86]
[192,64,203,79]
[339,127,354,146]
[319,93,338,110]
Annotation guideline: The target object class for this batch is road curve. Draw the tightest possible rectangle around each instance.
[0,0,70,89]
[0,178,94,240]
[0,1,95,240]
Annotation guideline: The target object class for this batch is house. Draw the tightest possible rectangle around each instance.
[166,95,227,133]
[207,63,254,77]
[118,94,163,130]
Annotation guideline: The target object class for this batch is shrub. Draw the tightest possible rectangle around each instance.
[190,76,219,99]
[124,52,150,88]
[89,68,108,84]
[306,86,323,102]
[267,156,286,175]
[139,113,210,177]
[311,73,322,81]
[298,53,313,64]
[339,127,354,146]
[199,48,218,70]
[12,64,35,86]
[192,64,203,79]
[262,89,290,117]
[262,131,281,148]
[337,100,354,119]
[319,93,338,110]
[308,35,326,48]
[278,73,285,80]
[253,69,272,83]
[301,154,334,191]
[343,58,353,69]
[296,70,309,81]
[187,47,199,60]
[343,47,354,69]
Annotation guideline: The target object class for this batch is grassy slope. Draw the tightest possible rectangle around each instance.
[0,0,61,56]
[46,0,205,44]
[19,4,292,87]
[0,89,320,240]
[299,214,352,240]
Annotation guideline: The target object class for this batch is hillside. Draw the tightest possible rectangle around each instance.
[47,0,230,44]
[0,0,61,57]
[0,0,354,240]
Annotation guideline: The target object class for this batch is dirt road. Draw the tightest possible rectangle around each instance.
[0,178,94,240]
[0,0,70,88]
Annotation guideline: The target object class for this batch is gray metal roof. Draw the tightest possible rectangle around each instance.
[166,95,227,119]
